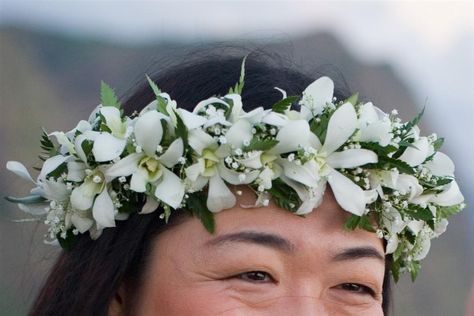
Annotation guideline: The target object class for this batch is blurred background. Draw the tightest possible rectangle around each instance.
[0,1,473,315]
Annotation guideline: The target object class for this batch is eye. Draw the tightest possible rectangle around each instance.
[235,271,275,284]
[337,283,376,297]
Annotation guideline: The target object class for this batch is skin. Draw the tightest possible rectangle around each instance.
[109,187,386,315]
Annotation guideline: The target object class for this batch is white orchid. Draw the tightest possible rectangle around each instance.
[106,110,186,210]
[185,118,260,213]
[92,106,132,162]
[273,102,378,215]
[356,102,393,146]
[299,76,335,118]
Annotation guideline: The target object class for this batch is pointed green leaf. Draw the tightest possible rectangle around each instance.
[174,110,188,147]
[345,92,359,106]
[146,74,161,96]
[100,81,121,108]
[272,95,299,113]
[244,138,279,152]
[228,55,247,94]
[186,192,215,233]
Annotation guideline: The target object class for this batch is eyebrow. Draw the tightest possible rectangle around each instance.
[332,246,385,263]
[205,231,295,253]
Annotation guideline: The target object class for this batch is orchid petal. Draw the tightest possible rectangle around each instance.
[154,168,185,209]
[321,102,357,155]
[134,111,164,156]
[92,188,116,228]
[70,213,94,233]
[105,153,142,179]
[424,152,455,177]
[177,109,207,129]
[75,131,99,163]
[225,119,253,149]
[100,106,124,136]
[50,131,76,155]
[38,155,69,181]
[193,97,229,114]
[92,133,126,162]
[70,183,96,211]
[185,159,205,182]
[207,174,236,213]
[6,161,34,182]
[227,94,244,123]
[262,111,288,126]
[395,174,423,200]
[140,196,160,214]
[300,76,334,115]
[218,162,260,185]
[327,149,377,169]
[66,161,86,182]
[327,169,377,216]
[18,202,49,215]
[241,107,265,124]
[130,168,149,193]
[431,181,464,206]
[273,120,311,154]
[385,235,399,254]
[281,159,320,187]
[42,180,69,202]
[234,151,262,169]
[188,129,216,155]
[158,138,184,168]
[398,137,431,167]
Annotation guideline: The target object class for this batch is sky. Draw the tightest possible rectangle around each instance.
[1,0,473,203]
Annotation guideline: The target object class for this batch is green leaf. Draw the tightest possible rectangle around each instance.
[186,192,215,233]
[146,74,161,96]
[100,81,121,108]
[360,142,397,157]
[409,260,421,282]
[5,195,46,204]
[156,96,168,116]
[46,162,67,180]
[310,111,331,144]
[228,55,247,94]
[271,95,300,114]
[81,139,93,157]
[40,128,55,152]
[57,230,77,250]
[375,156,415,175]
[344,92,359,106]
[244,138,279,151]
[267,178,301,212]
[408,206,434,221]
[437,204,463,219]
[174,110,188,147]
[432,137,444,151]
[402,107,425,136]
[344,215,360,230]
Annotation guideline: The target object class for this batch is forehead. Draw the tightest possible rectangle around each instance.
[206,186,384,254]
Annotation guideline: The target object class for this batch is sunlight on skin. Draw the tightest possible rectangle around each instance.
[112,187,385,315]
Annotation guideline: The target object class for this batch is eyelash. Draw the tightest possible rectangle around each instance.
[337,283,376,297]
[234,270,275,283]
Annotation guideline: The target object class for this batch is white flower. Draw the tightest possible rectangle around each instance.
[185,124,259,213]
[356,102,392,146]
[106,110,186,210]
[399,136,434,167]
[91,106,132,162]
[299,76,335,117]
[274,102,378,215]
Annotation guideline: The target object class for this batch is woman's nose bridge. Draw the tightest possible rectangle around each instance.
[266,294,330,315]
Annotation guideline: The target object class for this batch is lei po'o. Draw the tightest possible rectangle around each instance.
[6,59,465,281]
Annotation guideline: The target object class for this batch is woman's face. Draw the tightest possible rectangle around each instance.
[132,188,385,315]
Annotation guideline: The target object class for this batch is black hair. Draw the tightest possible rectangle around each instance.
[29,48,392,315]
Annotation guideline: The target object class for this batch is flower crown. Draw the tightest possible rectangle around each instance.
[6,58,465,281]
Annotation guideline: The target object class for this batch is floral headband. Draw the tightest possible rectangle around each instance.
[5,59,465,281]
